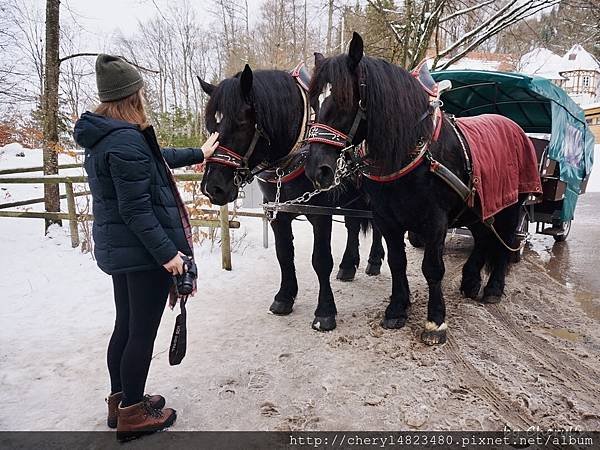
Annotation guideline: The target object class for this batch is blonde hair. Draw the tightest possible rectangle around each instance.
[94,89,150,129]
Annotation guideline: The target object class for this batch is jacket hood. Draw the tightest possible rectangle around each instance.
[73,111,139,149]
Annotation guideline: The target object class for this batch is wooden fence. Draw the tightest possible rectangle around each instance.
[0,164,243,270]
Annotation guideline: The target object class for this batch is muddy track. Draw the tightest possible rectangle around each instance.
[443,337,536,430]
[485,304,600,404]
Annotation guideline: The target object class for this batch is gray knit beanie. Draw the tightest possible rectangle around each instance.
[95,54,144,102]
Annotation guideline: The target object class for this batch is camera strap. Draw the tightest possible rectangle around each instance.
[169,295,188,366]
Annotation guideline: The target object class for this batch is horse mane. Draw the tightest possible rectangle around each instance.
[206,69,303,159]
[310,54,433,167]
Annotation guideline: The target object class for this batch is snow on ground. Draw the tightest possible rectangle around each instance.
[588,144,600,192]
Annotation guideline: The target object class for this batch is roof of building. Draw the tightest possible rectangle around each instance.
[518,48,565,80]
[518,45,600,79]
[560,44,600,73]
[583,102,600,113]
[437,52,515,72]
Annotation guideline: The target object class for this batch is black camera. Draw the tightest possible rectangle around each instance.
[174,255,197,296]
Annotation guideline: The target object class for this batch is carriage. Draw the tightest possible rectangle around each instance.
[430,70,595,245]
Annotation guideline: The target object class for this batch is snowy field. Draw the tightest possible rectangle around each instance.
[1,143,600,432]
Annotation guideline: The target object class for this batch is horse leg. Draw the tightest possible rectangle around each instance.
[460,223,488,299]
[336,217,361,281]
[376,218,410,329]
[307,214,337,331]
[481,204,520,304]
[269,214,298,315]
[366,223,385,276]
[420,228,448,345]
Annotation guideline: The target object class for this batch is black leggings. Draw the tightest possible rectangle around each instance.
[107,267,172,407]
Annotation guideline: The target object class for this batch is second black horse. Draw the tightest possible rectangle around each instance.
[199,65,385,331]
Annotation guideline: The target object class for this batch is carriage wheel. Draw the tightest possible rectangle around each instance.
[552,220,571,242]
[408,231,425,248]
[512,208,530,263]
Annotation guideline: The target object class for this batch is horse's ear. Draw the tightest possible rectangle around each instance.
[347,32,364,70]
[314,52,325,67]
[240,64,253,102]
[197,76,215,96]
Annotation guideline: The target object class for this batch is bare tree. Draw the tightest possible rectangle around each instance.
[366,0,561,69]
[0,0,46,107]
[41,0,61,230]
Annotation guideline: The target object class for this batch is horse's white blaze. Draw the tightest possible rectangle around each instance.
[318,83,332,107]
[425,321,447,331]
[215,111,223,124]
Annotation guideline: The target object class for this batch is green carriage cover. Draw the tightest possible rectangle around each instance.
[431,70,595,221]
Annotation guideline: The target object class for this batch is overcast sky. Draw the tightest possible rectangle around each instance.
[58,0,266,51]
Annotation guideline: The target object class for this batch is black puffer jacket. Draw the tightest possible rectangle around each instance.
[74,112,204,274]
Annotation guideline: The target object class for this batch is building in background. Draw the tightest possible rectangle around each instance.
[519,44,600,107]
[584,103,600,142]
[441,51,516,72]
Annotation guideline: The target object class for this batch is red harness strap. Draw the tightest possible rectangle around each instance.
[360,61,443,183]
[278,166,305,183]
[205,145,244,169]
[306,123,349,148]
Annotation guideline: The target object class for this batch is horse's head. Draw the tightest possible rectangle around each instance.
[305,32,433,189]
[198,65,262,205]
[199,65,305,205]
[305,33,367,190]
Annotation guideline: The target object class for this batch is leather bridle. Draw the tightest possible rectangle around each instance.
[205,123,270,186]
[307,65,367,151]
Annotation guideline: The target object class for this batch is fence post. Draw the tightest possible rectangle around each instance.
[65,182,79,248]
[262,217,269,249]
[219,204,232,270]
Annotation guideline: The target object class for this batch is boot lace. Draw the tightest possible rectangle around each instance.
[142,399,163,419]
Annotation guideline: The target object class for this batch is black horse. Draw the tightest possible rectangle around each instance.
[198,65,385,331]
[305,33,534,345]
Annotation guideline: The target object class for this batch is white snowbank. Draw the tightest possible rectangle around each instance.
[586,144,600,192]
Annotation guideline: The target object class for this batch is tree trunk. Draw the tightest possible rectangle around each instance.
[326,0,334,54]
[42,0,61,232]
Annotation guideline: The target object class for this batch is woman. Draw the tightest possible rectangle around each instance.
[73,54,218,440]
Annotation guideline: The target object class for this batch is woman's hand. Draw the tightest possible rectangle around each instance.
[201,132,219,159]
[163,251,188,276]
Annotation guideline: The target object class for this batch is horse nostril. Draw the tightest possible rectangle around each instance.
[316,165,334,188]
[210,186,224,196]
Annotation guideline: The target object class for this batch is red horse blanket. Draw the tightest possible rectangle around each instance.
[456,114,542,219]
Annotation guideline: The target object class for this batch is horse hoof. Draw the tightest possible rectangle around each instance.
[336,267,357,281]
[269,300,294,315]
[421,321,448,345]
[365,263,381,276]
[460,282,480,299]
[380,317,407,329]
[481,295,502,304]
[312,316,336,331]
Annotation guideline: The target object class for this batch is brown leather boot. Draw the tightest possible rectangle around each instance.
[116,399,176,441]
[106,392,166,429]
